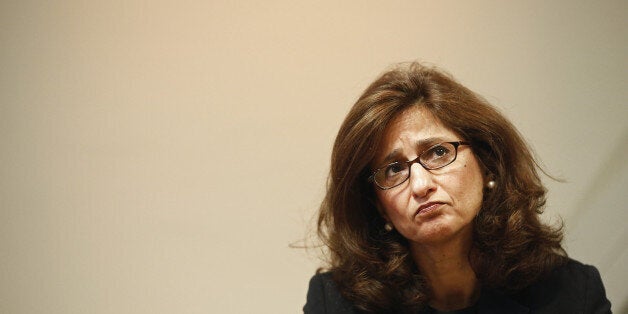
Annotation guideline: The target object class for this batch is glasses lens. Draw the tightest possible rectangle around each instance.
[420,142,457,169]
[375,162,410,188]
[371,142,463,189]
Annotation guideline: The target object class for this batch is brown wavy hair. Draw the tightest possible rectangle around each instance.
[317,62,567,313]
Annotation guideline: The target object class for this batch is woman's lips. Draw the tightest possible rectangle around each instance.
[415,202,443,217]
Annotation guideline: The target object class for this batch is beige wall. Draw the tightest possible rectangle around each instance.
[2,1,626,313]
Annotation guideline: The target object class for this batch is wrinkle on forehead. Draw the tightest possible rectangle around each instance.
[373,106,451,166]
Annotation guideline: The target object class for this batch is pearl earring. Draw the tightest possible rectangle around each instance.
[384,222,394,232]
[487,180,496,189]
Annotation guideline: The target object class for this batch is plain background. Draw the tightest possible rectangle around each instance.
[2,1,626,313]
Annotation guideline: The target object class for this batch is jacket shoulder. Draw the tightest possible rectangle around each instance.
[303,272,357,314]
[515,259,611,313]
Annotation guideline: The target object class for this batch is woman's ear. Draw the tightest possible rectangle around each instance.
[484,171,497,190]
[473,151,492,180]
[367,189,390,223]
[484,169,494,183]
[375,199,390,222]
[376,200,395,232]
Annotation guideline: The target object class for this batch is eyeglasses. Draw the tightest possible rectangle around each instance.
[368,141,470,190]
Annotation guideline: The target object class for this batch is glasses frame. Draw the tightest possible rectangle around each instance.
[368,141,471,190]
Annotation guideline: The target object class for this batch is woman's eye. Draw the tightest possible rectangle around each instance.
[426,145,451,159]
[385,163,406,177]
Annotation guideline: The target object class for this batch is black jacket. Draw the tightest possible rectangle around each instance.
[304,259,611,313]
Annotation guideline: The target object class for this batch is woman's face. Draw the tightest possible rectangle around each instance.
[373,106,486,246]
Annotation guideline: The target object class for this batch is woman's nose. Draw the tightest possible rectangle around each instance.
[409,163,435,198]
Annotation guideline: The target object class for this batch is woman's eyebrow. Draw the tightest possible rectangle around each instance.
[378,137,447,165]
[415,137,445,149]
[380,149,401,165]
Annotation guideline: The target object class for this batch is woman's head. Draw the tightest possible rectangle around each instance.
[318,63,565,311]
[372,105,486,246]
[320,62,543,244]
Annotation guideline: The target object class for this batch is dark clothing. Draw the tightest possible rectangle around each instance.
[425,304,477,314]
[304,259,611,313]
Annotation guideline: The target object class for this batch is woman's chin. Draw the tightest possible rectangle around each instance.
[407,221,472,246]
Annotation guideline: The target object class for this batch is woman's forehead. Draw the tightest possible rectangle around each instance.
[375,107,456,157]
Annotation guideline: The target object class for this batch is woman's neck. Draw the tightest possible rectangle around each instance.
[410,235,480,311]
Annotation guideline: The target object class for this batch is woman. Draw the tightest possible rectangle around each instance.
[304,63,611,313]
